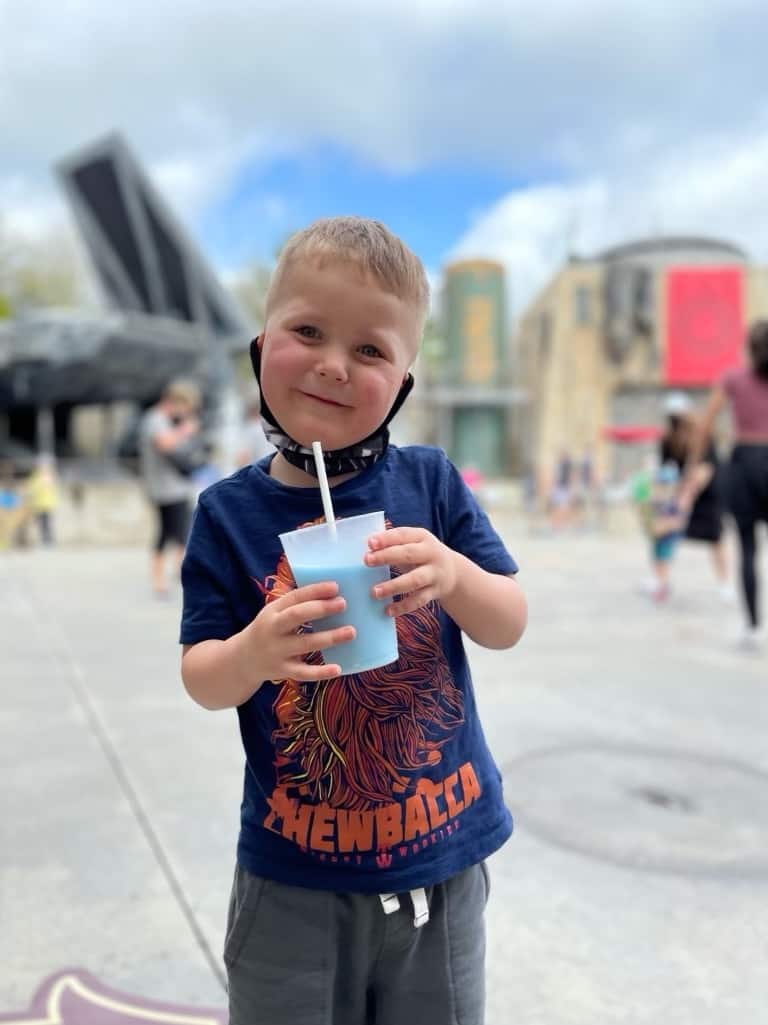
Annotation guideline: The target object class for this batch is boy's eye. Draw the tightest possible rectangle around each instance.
[295,325,320,339]
[358,343,383,359]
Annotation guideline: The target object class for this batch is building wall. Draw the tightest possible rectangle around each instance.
[443,260,506,386]
[513,241,768,490]
[745,266,768,325]
[517,262,609,488]
[438,260,513,476]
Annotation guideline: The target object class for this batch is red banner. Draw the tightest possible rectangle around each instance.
[665,267,743,385]
[602,425,662,444]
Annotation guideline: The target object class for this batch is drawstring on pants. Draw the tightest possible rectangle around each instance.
[378,888,429,928]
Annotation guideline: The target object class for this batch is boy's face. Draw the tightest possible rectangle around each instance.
[258,259,421,451]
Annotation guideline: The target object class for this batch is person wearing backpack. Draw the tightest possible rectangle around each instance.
[139,378,202,598]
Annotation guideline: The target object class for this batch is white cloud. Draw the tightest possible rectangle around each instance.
[150,140,268,222]
[449,124,768,319]
[0,177,64,240]
[1,2,765,175]
[1,0,766,288]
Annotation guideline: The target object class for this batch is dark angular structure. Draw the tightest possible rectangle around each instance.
[0,133,251,454]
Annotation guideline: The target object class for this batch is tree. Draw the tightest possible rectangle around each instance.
[0,220,87,313]
[418,315,446,384]
[230,260,272,329]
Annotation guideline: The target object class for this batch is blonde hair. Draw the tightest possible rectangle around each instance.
[163,378,201,409]
[265,216,430,324]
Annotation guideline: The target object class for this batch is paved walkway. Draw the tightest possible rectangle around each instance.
[1,526,766,1023]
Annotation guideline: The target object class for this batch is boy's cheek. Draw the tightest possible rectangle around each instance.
[361,368,402,407]
[262,345,301,384]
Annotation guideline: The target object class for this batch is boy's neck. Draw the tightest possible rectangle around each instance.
[269,452,360,489]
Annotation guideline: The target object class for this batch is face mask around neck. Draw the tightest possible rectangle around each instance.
[248,337,414,478]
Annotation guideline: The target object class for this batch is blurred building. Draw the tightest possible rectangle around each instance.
[512,236,768,484]
[424,260,525,476]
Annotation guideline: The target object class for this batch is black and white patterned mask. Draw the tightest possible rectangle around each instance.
[249,338,414,478]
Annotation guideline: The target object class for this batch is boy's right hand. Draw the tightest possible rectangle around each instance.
[244,581,354,682]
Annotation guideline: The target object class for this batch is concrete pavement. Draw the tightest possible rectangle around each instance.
[1,524,766,1023]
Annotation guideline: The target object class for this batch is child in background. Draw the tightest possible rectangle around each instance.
[648,461,686,602]
[0,461,28,550]
[180,216,527,1025]
[24,455,59,546]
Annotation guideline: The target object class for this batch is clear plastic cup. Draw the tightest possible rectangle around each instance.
[279,510,398,675]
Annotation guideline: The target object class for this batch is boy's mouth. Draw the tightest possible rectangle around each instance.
[299,391,350,408]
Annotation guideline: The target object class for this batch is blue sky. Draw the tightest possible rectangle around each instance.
[3,1,768,314]
[198,144,537,272]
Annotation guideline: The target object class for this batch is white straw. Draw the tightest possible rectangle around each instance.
[312,441,337,539]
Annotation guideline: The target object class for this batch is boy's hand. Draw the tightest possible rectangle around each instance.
[246,581,354,681]
[364,527,458,617]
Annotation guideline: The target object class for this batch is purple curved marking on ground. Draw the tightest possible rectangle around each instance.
[0,969,227,1025]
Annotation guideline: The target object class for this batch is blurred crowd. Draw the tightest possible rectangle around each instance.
[4,315,767,655]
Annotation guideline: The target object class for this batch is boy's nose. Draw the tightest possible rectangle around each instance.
[316,350,349,383]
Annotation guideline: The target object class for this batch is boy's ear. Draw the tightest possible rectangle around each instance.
[249,336,262,382]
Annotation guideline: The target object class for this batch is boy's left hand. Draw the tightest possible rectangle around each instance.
[364,527,458,617]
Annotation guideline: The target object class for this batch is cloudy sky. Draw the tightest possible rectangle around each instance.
[1,0,767,316]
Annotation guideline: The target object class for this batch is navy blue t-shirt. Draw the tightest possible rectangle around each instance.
[180,445,518,893]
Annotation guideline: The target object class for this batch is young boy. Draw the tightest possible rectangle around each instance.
[180,217,527,1025]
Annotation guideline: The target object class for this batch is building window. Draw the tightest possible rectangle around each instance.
[574,284,591,326]
[632,268,653,333]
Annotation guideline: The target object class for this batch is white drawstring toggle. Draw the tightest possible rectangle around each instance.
[409,887,429,928]
[379,892,400,914]
[378,888,429,927]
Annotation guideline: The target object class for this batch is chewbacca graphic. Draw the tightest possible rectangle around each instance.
[261,520,464,812]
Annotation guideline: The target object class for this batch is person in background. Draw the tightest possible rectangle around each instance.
[460,464,487,508]
[139,379,201,599]
[235,390,274,468]
[521,458,537,516]
[24,455,59,546]
[572,445,602,528]
[548,448,574,529]
[646,461,686,603]
[660,392,733,602]
[682,320,768,649]
[630,452,655,542]
[0,460,28,550]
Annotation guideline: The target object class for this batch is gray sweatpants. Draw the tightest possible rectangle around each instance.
[225,861,489,1025]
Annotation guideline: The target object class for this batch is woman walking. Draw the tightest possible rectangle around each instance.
[659,392,732,601]
[683,321,768,649]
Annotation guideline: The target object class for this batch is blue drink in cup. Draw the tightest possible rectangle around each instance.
[279,510,398,676]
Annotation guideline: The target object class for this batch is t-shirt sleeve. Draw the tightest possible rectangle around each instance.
[180,497,240,644]
[437,457,518,575]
